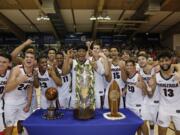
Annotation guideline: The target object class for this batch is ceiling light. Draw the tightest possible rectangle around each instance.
[36,12,50,21]
[97,15,104,20]
[104,16,111,20]
[90,16,96,21]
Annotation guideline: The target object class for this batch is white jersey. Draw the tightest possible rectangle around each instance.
[104,64,125,108]
[57,68,71,97]
[88,57,105,96]
[139,67,159,106]
[57,68,71,108]
[4,65,34,105]
[126,72,145,109]
[38,69,57,109]
[0,70,10,113]
[156,71,180,115]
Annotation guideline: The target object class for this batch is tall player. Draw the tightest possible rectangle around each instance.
[125,59,149,135]
[90,42,111,108]
[0,53,11,135]
[149,51,180,135]
[4,51,36,135]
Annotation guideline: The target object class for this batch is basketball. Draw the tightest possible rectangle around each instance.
[45,87,58,101]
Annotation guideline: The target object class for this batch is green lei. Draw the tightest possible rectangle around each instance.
[75,60,95,109]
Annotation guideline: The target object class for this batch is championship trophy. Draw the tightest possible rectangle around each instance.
[103,80,125,120]
[42,87,63,120]
[73,63,95,120]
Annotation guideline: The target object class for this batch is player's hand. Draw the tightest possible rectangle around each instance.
[65,49,74,58]
[118,61,125,69]
[86,41,93,49]
[172,72,180,82]
[23,104,30,113]
[16,74,29,84]
[48,66,56,77]
[98,52,106,58]
[90,58,97,70]
[24,39,33,45]
[33,69,38,79]
[147,77,154,87]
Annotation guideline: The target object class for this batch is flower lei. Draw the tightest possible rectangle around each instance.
[75,61,95,109]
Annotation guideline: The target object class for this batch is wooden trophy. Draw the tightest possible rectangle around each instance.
[107,80,121,117]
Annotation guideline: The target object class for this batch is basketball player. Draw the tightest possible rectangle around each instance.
[104,46,127,109]
[137,53,159,135]
[10,39,38,111]
[102,46,110,58]
[0,53,11,135]
[56,52,72,109]
[149,51,180,135]
[47,48,57,67]
[37,55,62,109]
[121,50,131,63]
[90,41,111,108]
[62,44,106,108]
[4,51,36,135]
[125,59,149,135]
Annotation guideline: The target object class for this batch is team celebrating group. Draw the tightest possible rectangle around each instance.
[0,39,180,135]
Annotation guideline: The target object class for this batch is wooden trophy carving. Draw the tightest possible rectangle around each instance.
[108,80,121,117]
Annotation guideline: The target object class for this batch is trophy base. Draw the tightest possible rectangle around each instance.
[73,107,95,120]
[103,112,126,120]
[42,108,63,120]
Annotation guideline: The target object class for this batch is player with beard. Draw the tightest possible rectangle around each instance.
[149,51,180,135]
[0,53,11,135]
[137,53,159,135]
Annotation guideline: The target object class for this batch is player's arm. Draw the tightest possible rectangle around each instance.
[99,53,112,82]
[23,85,33,112]
[62,50,73,75]
[121,85,127,97]
[33,69,39,88]
[173,64,180,82]
[11,39,33,62]
[85,41,93,59]
[48,67,62,87]
[147,75,157,97]
[137,75,147,95]
[118,61,127,82]
[5,66,28,92]
[104,60,112,82]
